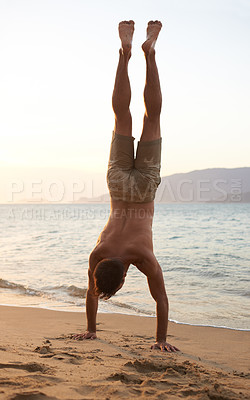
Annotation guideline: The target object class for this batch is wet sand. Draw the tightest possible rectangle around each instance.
[0,305,249,399]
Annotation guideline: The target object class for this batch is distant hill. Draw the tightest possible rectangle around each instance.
[76,193,110,203]
[77,167,250,203]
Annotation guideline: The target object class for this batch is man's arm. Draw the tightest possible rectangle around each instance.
[72,252,99,340]
[147,268,169,342]
[139,256,179,352]
[85,268,98,337]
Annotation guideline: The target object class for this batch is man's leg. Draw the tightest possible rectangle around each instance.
[141,21,162,142]
[112,20,134,137]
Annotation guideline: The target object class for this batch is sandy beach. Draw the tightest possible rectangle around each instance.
[0,305,249,400]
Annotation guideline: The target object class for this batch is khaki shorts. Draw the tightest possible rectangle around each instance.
[107,132,161,203]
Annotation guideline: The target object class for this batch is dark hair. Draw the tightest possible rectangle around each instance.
[94,258,125,299]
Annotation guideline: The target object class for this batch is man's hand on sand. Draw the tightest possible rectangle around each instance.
[71,331,97,340]
[151,341,180,352]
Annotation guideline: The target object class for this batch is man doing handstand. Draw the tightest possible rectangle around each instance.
[75,20,179,352]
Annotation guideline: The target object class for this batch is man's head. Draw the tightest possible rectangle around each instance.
[93,258,125,299]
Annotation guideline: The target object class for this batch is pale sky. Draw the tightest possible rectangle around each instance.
[0,0,249,202]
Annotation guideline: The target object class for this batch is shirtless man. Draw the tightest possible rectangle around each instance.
[74,21,179,352]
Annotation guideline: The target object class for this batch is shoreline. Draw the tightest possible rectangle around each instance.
[1,302,249,332]
[0,305,249,399]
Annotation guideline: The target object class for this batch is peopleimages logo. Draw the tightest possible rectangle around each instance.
[6,177,243,203]
[7,179,87,203]
[155,178,243,202]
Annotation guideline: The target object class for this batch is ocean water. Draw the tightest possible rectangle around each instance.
[0,203,249,330]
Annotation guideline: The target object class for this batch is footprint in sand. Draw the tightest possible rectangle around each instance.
[0,362,50,374]
[8,392,59,400]
[108,372,143,385]
[34,342,87,364]
[124,359,167,373]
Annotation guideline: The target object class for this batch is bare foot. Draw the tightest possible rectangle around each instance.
[119,20,135,55]
[142,20,162,55]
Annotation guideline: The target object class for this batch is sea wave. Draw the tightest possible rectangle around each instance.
[0,278,42,296]
[0,278,88,299]
[109,299,154,316]
[50,284,88,298]
[198,270,229,278]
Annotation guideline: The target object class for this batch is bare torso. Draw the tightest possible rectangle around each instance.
[90,200,156,274]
